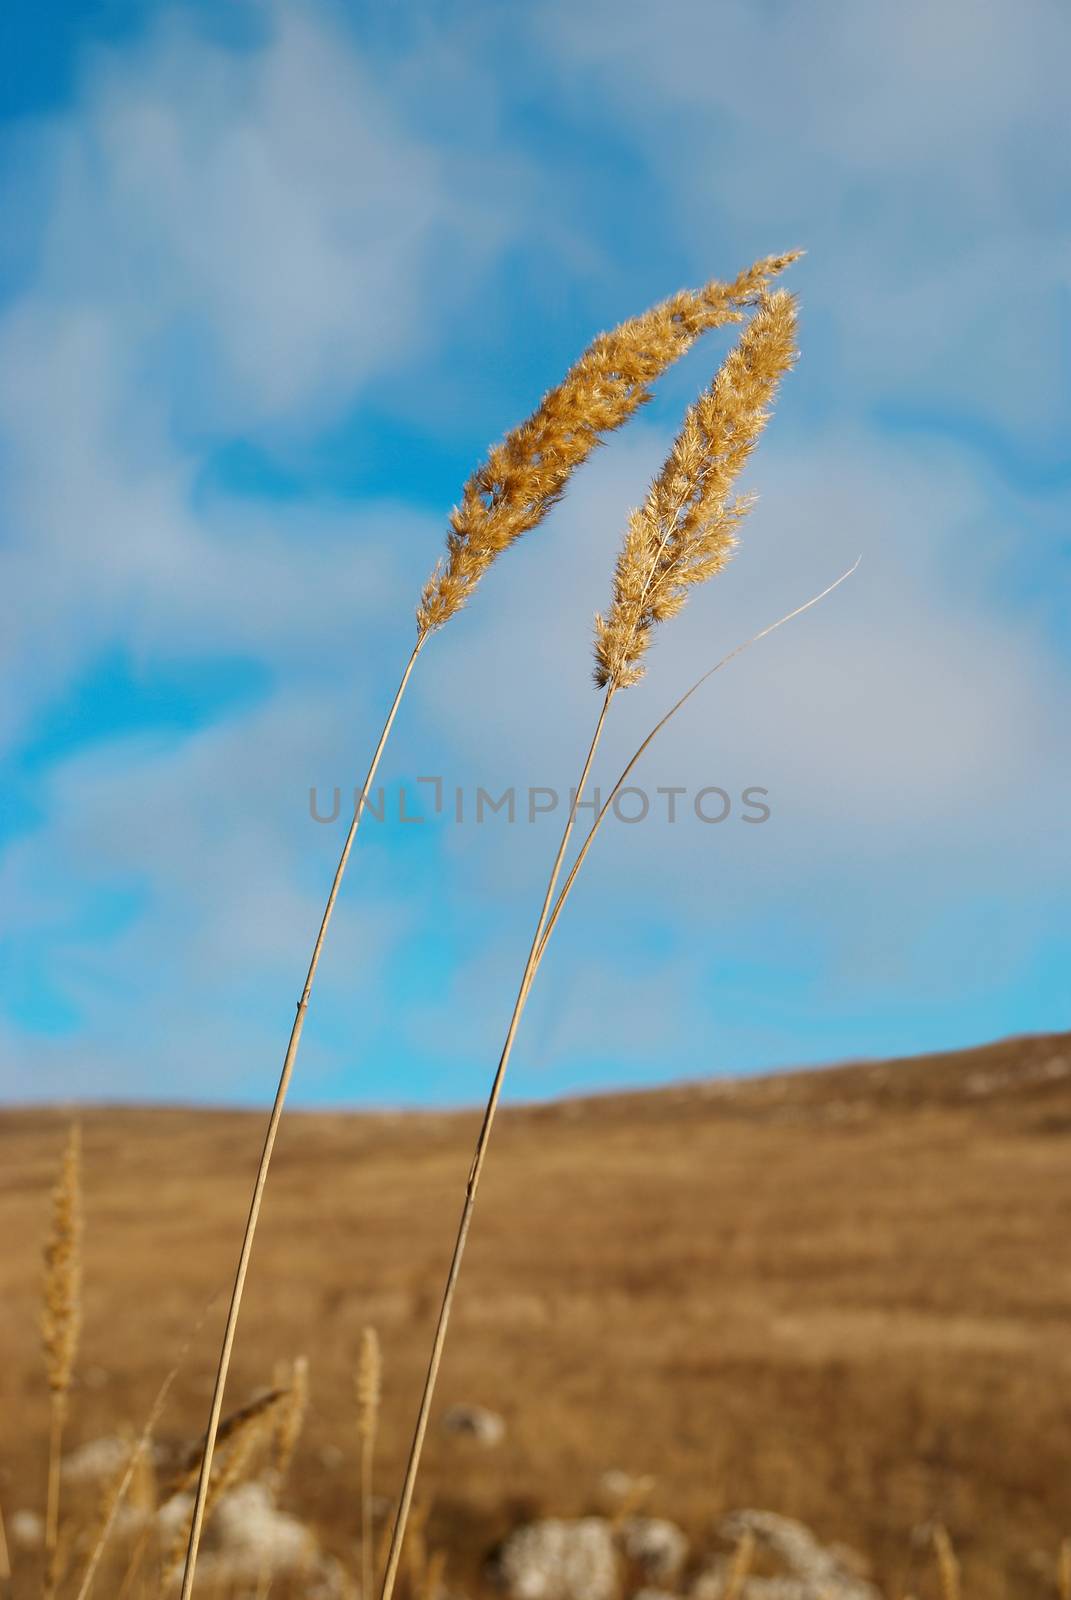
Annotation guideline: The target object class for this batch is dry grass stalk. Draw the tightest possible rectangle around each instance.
[722,1530,756,1600]
[1059,1539,1071,1600]
[535,560,859,971]
[932,1526,960,1600]
[416,253,800,635]
[357,1328,382,1599]
[42,1122,82,1594]
[165,1388,284,1590]
[0,1501,10,1589]
[594,290,798,689]
[180,257,796,1600]
[381,274,808,1600]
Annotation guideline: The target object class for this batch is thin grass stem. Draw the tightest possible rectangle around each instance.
[179,638,425,1600]
[379,688,615,1600]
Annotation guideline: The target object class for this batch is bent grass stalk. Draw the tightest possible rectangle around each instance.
[178,640,422,1599]
[381,292,812,1600]
[179,254,795,1599]
[379,690,615,1600]
[379,563,855,1600]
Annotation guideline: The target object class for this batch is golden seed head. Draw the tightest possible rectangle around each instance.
[270,1355,309,1484]
[42,1124,83,1401]
[593,289,798,691]
[416,253,801,637]
[356,1325,382,1444]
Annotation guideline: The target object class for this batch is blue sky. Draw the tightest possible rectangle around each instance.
[1,0,1068,1107]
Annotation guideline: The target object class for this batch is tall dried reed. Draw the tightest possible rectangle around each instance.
[180,252,797,1599]
[42,1123,82,1596]
[357,1327,382,1600]
[379,284,829,1600]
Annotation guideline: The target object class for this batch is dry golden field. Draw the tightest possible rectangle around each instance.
[2,1029,1071,1599]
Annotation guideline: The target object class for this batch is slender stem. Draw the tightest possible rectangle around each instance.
[179,637,426,1600]
[379,688,616,1600]
[361,1430,374,1600]
[534,560,860,972]
[43,1394,65,1597]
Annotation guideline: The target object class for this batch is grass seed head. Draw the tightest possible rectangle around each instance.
[593,289,798,691]
[416,253,801,637]
[42,1124,83,1405]
[356,1326,382,1445]
[270,1355,309,1486]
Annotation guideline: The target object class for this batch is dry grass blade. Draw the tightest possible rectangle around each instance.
[357,1327,382,1600]
[536,562,860,971]
[166,1387,284,1590]
[594,291,799,689]
[42,1122,82,1596]
[417,253,801,634]
[722,1530,756,1600]
[0,1501,10,1591]
[172,1387,287,1499]
[932,1526,961,1600]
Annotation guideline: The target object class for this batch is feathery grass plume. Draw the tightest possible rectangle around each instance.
[42,1122,83,1592]
[180,253,799,1600]
[932,1527,960,1600]
[357,1328,382,1600]
[416,252,801,635]
[380,287,832,1600]
[594,289,798,689]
